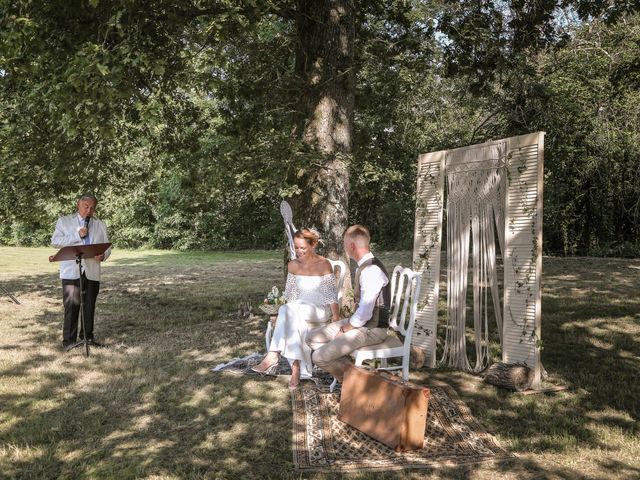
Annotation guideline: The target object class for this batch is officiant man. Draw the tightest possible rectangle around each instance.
[51,193,111,350]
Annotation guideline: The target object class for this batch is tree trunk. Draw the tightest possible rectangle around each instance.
[292,0,354,260]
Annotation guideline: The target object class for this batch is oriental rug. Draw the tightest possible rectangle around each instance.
[292,383,513,472]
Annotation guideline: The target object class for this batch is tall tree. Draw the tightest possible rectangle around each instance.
[290,0,354,257]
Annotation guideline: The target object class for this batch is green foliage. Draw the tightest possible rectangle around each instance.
[427,2,640,255]
[528,16,640,255]
[1,1,639,256]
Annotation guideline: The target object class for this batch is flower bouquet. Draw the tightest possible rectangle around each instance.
[259,286,285,315]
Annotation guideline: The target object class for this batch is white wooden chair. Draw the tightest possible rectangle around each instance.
[328,265,422,391]
[265,259,347,350]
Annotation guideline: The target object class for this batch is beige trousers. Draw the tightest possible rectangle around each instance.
[306,319,387,382]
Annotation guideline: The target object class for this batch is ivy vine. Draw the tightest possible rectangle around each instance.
[414,161,442,312]
[506,147,542,348]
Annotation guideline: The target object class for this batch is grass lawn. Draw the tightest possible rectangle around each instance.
[0,247,638,479]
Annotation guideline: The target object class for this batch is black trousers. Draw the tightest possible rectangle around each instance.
[62,274,100,344]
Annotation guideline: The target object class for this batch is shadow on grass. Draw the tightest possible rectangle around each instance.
[1,351,294,478]
[105,250,279,268]
[0,254,638,478]
[407,256,640,477]
[2,294,287,476]
[542,257,640,422]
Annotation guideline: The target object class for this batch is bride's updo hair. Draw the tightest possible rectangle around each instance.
[294,228,320,247]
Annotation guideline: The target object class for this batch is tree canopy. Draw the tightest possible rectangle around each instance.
[1,0,639,256]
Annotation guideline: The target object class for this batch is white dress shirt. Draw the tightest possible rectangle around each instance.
[51,213,111,281]
[349,252,389,328]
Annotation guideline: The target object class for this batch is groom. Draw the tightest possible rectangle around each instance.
[306,225,390,382]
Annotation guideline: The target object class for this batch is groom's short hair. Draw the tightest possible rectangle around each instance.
[344,225,370,247]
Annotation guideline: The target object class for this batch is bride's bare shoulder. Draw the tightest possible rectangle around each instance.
[288,260,301,274]
[315,256,334,275]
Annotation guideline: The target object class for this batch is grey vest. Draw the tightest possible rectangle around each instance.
[353,257,391,329]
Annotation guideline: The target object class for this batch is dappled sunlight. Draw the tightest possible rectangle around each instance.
[111,438,176,458]
[179,384,216,409]
[0,444,46,468]
[72,370,112,392]
[0,413,19,435]
[179,349,224,363]
[213,423,251,444]
[101,416,154,442]
[585,408,640,432]
[0,249,638,478]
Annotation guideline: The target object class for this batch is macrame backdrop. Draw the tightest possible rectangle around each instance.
[440,144,506,372]
[412,132,545,389]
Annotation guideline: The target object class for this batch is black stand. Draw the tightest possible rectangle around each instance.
[50,242,112,357]
[70,254,90,356]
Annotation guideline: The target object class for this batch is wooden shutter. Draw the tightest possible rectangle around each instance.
[503,132,545,388]
[412,151,445,367]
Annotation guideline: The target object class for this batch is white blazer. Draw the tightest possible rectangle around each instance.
[51,213,112,281]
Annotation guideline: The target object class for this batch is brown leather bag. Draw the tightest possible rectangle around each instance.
[337,366,430,452]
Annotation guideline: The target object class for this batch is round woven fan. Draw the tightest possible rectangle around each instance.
[280,200,297,259]
[280,200,294,224]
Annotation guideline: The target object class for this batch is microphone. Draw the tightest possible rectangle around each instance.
[82,216,91,240]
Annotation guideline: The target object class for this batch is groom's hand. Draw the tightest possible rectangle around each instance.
[337,323,353,337]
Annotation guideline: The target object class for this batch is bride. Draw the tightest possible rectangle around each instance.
[252,228,339,389]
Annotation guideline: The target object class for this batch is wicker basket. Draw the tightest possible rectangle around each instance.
[259,304,281,316]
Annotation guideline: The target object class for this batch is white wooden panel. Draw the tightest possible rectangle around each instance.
[412,150,445,367]
[503,131,545,388]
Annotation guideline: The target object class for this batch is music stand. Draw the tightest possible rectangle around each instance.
[49,242,112,356]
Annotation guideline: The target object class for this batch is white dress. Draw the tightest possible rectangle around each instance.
[269,273,338,378]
